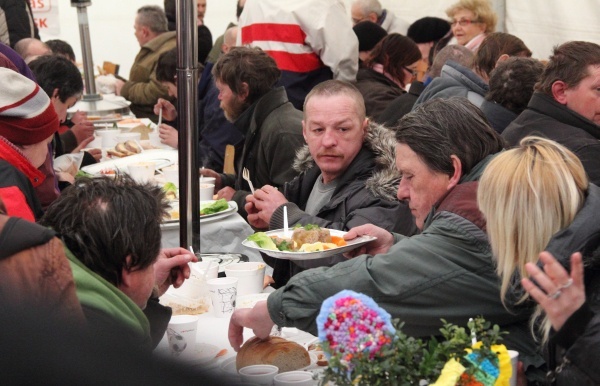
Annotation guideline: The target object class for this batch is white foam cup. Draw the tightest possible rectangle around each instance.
[166,315,199,360]
[207,277,238,318]
[127,161,156,183]
[200,183,215,201]
[239,365,279,385]
[273,371,314,386]
[224,262,266,296]
[508,350,519,386]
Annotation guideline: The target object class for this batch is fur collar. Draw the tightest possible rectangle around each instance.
[292,122,400,201]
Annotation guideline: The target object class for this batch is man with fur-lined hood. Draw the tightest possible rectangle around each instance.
[246,80,417,287]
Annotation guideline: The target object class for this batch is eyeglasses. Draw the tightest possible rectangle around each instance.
[403,66,418,78]
[450,19,480,27]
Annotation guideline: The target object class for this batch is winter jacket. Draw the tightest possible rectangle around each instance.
[502,92,600,186]
[267,154,542,371]
[354,68,405,120]
[414,60,488,109]
[542,183,600,385]
[220,87,305,216]
[0,0,39,47]
[480,99,518,134]
[197,62,244,171]
[265,123,417,286]
[0,214,84,324]
[238,0,358,110]
[378,81,425,126]
[120,31,176,122]
[66,247,154,351]
[0,42,34,80]
[0,137,44,221]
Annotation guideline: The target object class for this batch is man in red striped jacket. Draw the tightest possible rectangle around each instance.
[237,0,358,110]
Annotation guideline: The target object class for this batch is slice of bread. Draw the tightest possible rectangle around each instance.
[236,336,310,372]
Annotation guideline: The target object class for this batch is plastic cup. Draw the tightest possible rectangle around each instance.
[273,371,314,386]
[239,365,279,385]
[224,262,266,296]
[508,350,519,386]
[127,161,156,183]
[207,277,238,318]
[166,315,199,360]
[148,130,161,147]
[162,165,179,188]
[96,129,120,149]
[200,183,215,201]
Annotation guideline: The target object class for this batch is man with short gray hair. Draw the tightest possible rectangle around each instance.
[350,0,408,34]
[116,5,176,122]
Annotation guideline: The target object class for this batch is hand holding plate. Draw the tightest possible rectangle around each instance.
[343,224,394,258]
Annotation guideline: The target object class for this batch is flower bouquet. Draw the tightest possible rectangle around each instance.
[317,290,513,386]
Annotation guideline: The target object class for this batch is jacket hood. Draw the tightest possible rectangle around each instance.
[292,121,400,201]
[440,60,489,96]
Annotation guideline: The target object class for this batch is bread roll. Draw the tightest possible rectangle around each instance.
[236,336,310,372]
[124,140,142,154]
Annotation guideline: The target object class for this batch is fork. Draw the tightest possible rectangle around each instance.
[242,167,255,194]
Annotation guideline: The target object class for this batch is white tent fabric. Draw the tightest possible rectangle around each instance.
[38,0,600,78]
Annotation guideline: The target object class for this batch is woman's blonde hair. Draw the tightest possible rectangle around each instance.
[478,137,588,303]
[446,0,498,33]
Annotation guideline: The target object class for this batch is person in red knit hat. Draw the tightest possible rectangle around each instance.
[0,67,59,221]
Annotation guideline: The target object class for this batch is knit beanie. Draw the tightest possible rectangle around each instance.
[0,67,58,145]
[353,21,388,52]
[407,17,451,44]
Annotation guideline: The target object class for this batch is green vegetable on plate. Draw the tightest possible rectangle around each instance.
[200,198,229,215]
[247,232,277,250]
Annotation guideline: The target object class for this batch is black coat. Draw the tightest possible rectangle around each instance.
[503,92,600,185]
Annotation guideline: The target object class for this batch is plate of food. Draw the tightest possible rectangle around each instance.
[200,199,237,223]
[81,149,178,175]
[241,225,376,260]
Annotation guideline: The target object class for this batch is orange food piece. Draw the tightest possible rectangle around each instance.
[331,236,347,247]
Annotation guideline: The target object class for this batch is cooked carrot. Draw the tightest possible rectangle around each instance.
[331,236,347,246]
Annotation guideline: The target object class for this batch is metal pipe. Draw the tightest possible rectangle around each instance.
[72,2,100,100]
[176,0,200,251]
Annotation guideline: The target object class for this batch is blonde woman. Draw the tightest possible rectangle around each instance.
[446,0,497,51]
[478,136,600,385]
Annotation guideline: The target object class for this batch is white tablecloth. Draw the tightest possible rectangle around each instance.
[161,213,272,276]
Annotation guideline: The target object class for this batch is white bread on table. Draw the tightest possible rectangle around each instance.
[236,336,310,372]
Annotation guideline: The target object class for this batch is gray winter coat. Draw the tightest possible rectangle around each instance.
[266,154,542,371]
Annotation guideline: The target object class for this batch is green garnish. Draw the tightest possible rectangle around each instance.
[247,232,277,250]
[200,198,228,215]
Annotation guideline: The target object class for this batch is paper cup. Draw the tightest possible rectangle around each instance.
[96,129,120,149]
[207,277,238,318]
[148,130,161,147]
[508,350,519,386]
[239,365,279,385]
[116,132,141,143]
[200,183,215,201]
[162,165,179,188]
[191,261,219,281]
[127,161,156,183]
[167,315,199,360]
[273,371,314,386]
[225,262,266,296]
[200,176,216,185]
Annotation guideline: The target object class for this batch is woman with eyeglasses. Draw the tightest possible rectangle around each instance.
[353,33,421,121]
[446,0,497,51]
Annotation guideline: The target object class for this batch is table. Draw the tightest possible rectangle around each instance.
[161,213,273,276]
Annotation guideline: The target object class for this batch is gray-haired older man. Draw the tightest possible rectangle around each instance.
[229,97,544,379]
[116,5,176,121]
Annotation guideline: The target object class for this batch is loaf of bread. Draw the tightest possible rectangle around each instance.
[236,336,311,372]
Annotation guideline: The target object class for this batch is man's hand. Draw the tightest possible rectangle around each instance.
[154,98,178,121]
[200,168,223,190]
[245,196,270,229]
[73,136,102,162]
[229,300,275,351]
[114,79,125,96]
[70,120,95,145]
[70,110,87,125]
[153,247,197,297]
[216,186,236,201]
[158,123,179,148]
[343,224,395,258]
[249,185,288,225]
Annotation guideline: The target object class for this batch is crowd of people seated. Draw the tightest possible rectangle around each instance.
[1,0,599,384]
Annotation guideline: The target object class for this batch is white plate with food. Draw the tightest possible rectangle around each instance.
[200,200,237,223]
[241,226,376,260]
[81,149,178,175]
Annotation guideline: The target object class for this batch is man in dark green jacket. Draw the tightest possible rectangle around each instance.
[229,97,544,376]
